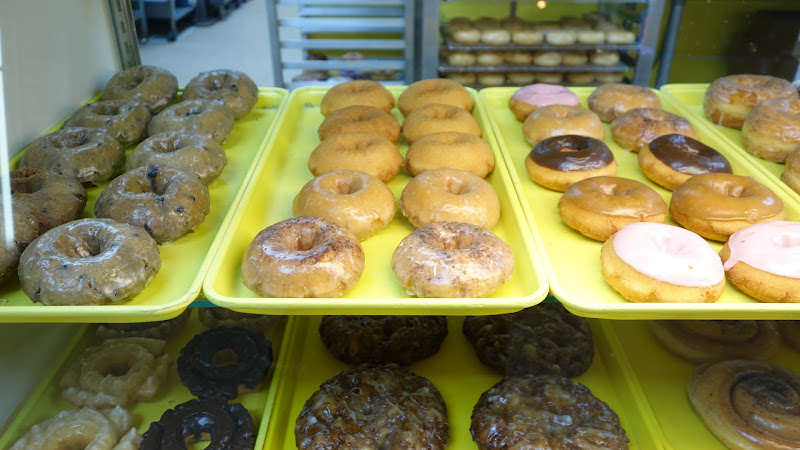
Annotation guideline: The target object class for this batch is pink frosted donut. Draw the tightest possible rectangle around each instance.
[508,84,581,121]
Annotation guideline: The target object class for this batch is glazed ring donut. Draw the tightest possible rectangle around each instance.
[704,74,797,129]
[742,96,800,162]
[141,399,255,449]
[20,127,125,186]
[590,50,621,67]
[777,321,800,351]
[9,406,140,450]
[577,30,605,44]
[181,69,259,119]
[610,107,697,153]
[198,306,285,334]
[391,221,514,298]
[512,27,544,45]
[94,164,211,244]
[308,130,403,182]
[535,72,564,84]
[401,103,481,144]
[18,218,161,306]
[317,105,400,143]
[477,73,506,87]
[505,51,533,66]
[241,216,365,298]
[397,79,474,116]
[320,80,395,116]
[532,51,562,67]
[446,72,477,86]
[648,320,781,362]
[447,51,477,67]
[64,100,151,147]
[127,131,227,185]
[405,131,495,177]
[525,135,617,192]
[600,222,726,303]
[507,72,536,85]
[545,30,577,45]
[639,133,732,190]
[399,168,500,229]
[96,309,191,341]
[588,83,662,123]
[147,99,234,143]
[558,176,667,241]
[103,65,178,114]
[606,30,636,44]
[565,72,596,85]
[669,173,786,242]
[476,51,505,66]
[452,27,481,44]
[480,28,511,45]
[522,104,604,146]
[720,221,800,303]
[781,146,800,195]
[562,51,588,66]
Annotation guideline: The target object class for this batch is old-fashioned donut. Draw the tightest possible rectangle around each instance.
[141,399,255,449]
[405,131,495,177]
[308,130,403,182]
[182,69,259,119]
[639,133,732,190]
[10,406,140,450]
[64,99,152,147]
[147,99,234,143]
[397,78,473,116]
[317,105,400,143]
[742,96,800,163]
[611,107,697,153]
[401,103,481,144]
[320,80,395,116]
[127,131,228,185]
[103,65,178,114]
[525,135,617,192]
[704,74,797,129]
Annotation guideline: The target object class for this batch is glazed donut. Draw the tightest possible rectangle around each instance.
[577,30,605,44]
[510,85,579,119]
[94,164,211,244]
[648,320,781,362]
[525,135,617,192]
[127,131,227,185]
[535,72,564,84]
[606,30,636,44]
[512,27,544,45]
[10,406,140,450]
[451,26,481,44]
[600,222,726,303]
[669,173,786,242]
[639,133,732,190]
[147,99,234,143]
[562,51,588,66]
[704,74,797,129]
[558,176,667,241]
[18,218,161,306]
[507,72,536,85]
[545,30,577,45]
[480,28,511,45]
[588,83,662,123]
[96,309,191,341]
[476,51,505,66]
[64,99,151,147]
[505,51,534,66]
[318,105,400,143]
[777,321,800,351]
[446,72,477,85]
[742,96,800,162]
[103,65,178,114]
[391,221,514,298]
[198,306,284,334]
[565,72,596,85]
[595,72,626,84]
[405,131,495,177]
[720,221,800,303]
[532,51,562,66]
[522,104,604,146]
[308,130,403,182]
[399,168,500,229]
[476,73,506,87]
[60,337,170,408]
[20,127,124,186]
[397,78,473,116]
[142,399,255,449]
[320,80,395,116]
[293,170,396,240]
[589,50,621,67]
[241,216,365,298]
[611,107,697,153]
[181,69,259,119]
[401,103,481,144]
[781,146,800,194]
[447,51,477,67]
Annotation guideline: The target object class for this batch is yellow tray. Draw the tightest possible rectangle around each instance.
[203,86,549,315]
[0,309,290,448]
[481,87,800,319]
[263,314,665,449]
[0,88,288,323]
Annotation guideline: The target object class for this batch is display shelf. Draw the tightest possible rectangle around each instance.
[439,63,631,73]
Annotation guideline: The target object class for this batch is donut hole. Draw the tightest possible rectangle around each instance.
[211,348,239,366]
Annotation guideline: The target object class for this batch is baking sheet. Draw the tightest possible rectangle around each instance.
[481,86,800,319]
[0,88,287,322]
[203,86,549,315]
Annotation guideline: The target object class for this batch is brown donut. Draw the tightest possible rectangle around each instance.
[525,135,617,192]
[401,103,481,144]
[741,96,800,163]
[704,74,797,129]
[587,83,662,123]
[405,131,495,177]
[397,78,474,116]
[182,69,259,119]
[320,80,395,116]
[64,100,152,147]
[638,134,732,190]
[317,105,400,143]
[127,131,227,185]
[308,131,403,182]
[103,65,178,114]
[610,108,697,153]
[148,99,235,143]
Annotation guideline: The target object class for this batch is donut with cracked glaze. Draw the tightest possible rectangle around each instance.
[742,96,800,163]
[704,74,797,129]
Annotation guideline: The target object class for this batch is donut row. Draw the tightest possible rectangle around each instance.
[446,71,625,87]
[444,49,622,67]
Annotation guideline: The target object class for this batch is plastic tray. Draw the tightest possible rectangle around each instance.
[480,86,800,319]
[0,309,290,449]
[262,313,664,449]
[0,88,288,323]
[203,86,549,315]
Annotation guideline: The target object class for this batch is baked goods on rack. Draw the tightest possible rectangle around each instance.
[198,307,284,334]
[590,50,621,67]
[397,78,473,116]
[96,308,191,340]
[401,103,481,144]
[141,398,256,449]
[320,80,395,116]
[127,131,228,185]
[508,83,580,121]
[405,131,494,177]
[317,105,400,143]
[64,100,151,147]
[147,99,234,143]
[531,51,562,67]
[446,72,477,86]
[182,69,259,119]
[588,83,662,123]
[522,104,604,146]
[308,130,403,183]
[507,72,536,85]
[610,108,697,153]
[741,96,800,163]
[638,134,732,190]
[10,406,141,450]
[647,320,781,362]
[103,65,178,114]
[525,135,617,192]
[476,73,506,87]
[704,74,797,129]
[566,72,595,86]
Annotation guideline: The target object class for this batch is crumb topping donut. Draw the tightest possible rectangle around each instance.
[704,74,797,129]
[320,80,395,116]
[669,173,785,242]
[405,131,495,177]
[601,222,725,303]
[20,127,125,186]
[399,168,500,229]
[720,221,800,303]
[198,306,285,334]
[103,65,178,114]
[558,176,667,241]
[508,83,580,121]
[10,406,141,450]
[147,99,234,143]
[639,133,732,190]
[182,69,259,119]
[647,320,781,362]
[588,83,662,123]
[293,170,396,240]
[742,96,800,163]
[522,104,604,146]
[398,78,474,116]
[392,221,514,298]
[64,99,152,147]
[295,364,449,450]
[94,164,211,244]
[241,216,365,298]
[401,103,481,144]
[18,218,161,306]
[318,105,400,143]
[611,107,697,153]
[142,399,255,450]
[781,146,800,195]
[308,131,403,182]
[96,308,191,340]
[525,135,617,192]
[127,131,228,185]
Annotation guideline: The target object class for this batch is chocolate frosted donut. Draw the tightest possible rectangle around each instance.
[141,399,256,450]
[148,99,234,143]
[127,131,228,185]
[182,69,259,119]
[103,65,178,114]
[639,134,732,190]
[64,99,152,147]
[525,134,617,192]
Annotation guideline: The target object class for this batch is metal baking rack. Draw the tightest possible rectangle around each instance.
[439,63,631,73]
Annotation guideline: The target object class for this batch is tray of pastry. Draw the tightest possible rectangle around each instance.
[480,86,800,319]
[202,85,548,315]
[0,308,288,449]
[0,88,288,323]
[439,63,631,74]
[262,310,665,449]
[442,42,640,52]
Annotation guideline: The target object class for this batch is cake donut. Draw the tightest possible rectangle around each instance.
[522,104,604,146]
[401,103,481,144]
[308,130,403,182]
[639,133,732,190]
[558,176,667,241]
[741,96,800,162]
[391,221,515,298]
[317,105,400,143]
[397,78,474,116]
[669,173,785,242]
[587,83,662,123]
[320,80,395,116]
[600,222,725,303]
[63,99,151,147]
[127,131,228,185]
[181,69,259,119]
[611,108,697,153]
[141,399,255,449]
[508,83,581,121]
[147,99,234,143]
[704,74,797,129]
[720,221,800,303]
[525,135,617,192]
[405,131,495,178]
[648,320,781,362]
[103,65,178,114]
[781,146,800,195]
[10,406,141,450]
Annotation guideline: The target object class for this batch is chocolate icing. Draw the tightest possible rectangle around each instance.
[140,399,255,450]
[529,135,614,172]
[649,134,732,175]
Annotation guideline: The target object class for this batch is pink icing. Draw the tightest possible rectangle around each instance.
[511,83,580,107]
[724,221,800,278]
[612,222,724,287]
